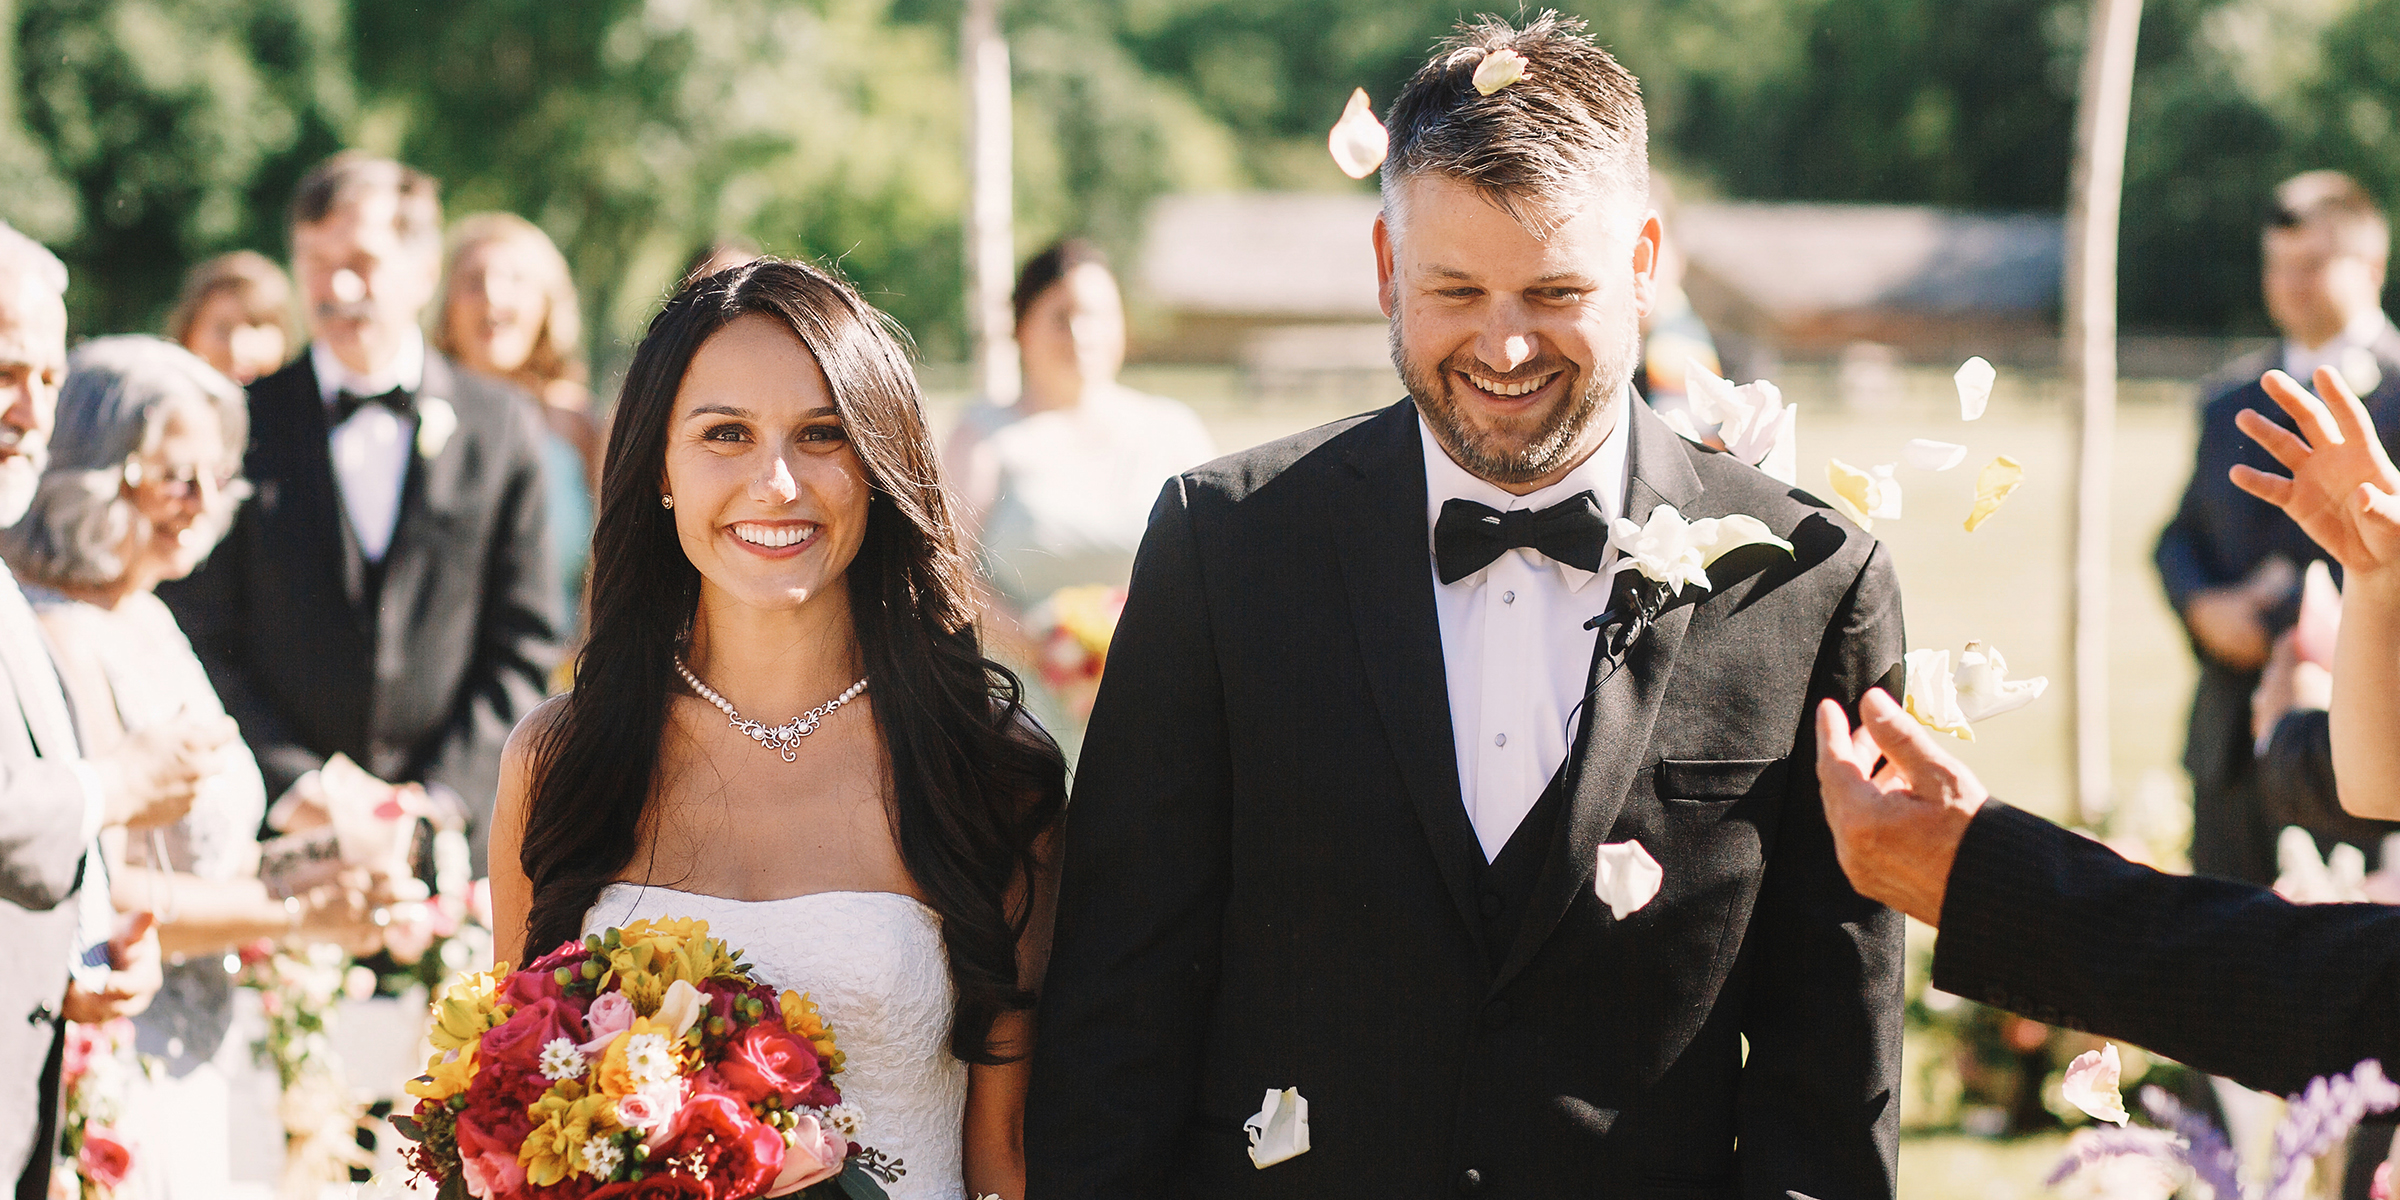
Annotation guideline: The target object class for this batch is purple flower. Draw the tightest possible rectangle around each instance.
[2051,1059,2400,1200]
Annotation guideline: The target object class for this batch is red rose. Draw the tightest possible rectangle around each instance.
[501,963,567,1007]
[585,1177,709,1200]
[78,1127,132,1189]
[670,1093,782,1198]
[716,1025,821,1106]
[454,1104,534,1166]
[477,997,584,1072]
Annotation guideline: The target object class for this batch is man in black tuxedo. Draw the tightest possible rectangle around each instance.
[2155,171,2400,884]
[161,153,559,872]
[1028,15,1906,1198]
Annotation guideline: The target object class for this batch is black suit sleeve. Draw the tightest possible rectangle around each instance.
[420,401,560,870]
[166,501,327,801]
[1027,477,1232,1199]
[1933,801,2400,1096]
[1737,540,1907,1200]
[2155,395,2224,618]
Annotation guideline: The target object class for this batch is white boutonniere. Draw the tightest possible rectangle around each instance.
[416,396,458,459]
[1609,504,1795,596]
[1244,1087,1310,1168]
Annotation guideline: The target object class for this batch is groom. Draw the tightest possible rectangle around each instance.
[1028,13,1905,1199]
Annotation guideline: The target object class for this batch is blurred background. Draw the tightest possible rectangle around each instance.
[17,0,2400,1195]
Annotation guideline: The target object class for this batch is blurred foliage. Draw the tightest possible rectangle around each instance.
[7,0,2400,365]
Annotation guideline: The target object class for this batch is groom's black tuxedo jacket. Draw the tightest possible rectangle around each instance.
[1028,399,1907,1200]
[159,349,560,871]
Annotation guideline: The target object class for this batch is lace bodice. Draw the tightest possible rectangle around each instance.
[584,885,967,1200]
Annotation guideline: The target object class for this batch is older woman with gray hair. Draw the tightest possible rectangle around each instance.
[0,335,381,1194]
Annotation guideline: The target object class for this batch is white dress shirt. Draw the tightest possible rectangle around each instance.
[312,332,425,563]
[2283,309,2393,394]
[1423,391,1633,862]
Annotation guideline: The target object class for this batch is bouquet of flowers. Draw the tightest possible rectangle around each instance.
[1028,584,1126,718]
[397,918,896,1200]
[56,1020,139,1199]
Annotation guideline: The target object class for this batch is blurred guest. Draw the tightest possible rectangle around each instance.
[0,224,229,1199]
[942,240,1213,737]
[1634,176,1721,428]
[434,212,598,625]
[165,251,294,386]
[159,152,561,873]
[0,336,383,1196]
[679,234,761,289]
[2155,170,2400,884]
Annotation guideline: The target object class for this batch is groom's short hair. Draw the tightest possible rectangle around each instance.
[1380,11,1649,235]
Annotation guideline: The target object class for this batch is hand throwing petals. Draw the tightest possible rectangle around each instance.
[2062,1045,2130,1125]
[1594,840,1663,920]
[1956,356,1997,421]
[1328,89,1388,180]
[1903,438,1969,472]
[1903,648,1974,741]
[1245,1088,1311,1168]
[1953,640,2047,723]
[1965,455,2025,531]
[1472,48,1528,95]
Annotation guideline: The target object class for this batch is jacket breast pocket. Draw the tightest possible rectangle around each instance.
[1654,757,1784,805]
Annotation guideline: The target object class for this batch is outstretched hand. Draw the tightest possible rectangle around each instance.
[1815,688,1991,926]
[2231,367,2400,602]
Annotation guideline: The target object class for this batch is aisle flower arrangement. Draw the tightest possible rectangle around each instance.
[2049,1053,2400,1199]
[398,918,897,1199]
[57,1019,140,1199]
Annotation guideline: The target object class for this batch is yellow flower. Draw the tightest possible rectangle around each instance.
[519,1080,621,1185]
[594,1017,688,1098]
[782,990,845,1073]
[404,1040,478,1103]
[605,918,737,1005]
[428,965,510,1052]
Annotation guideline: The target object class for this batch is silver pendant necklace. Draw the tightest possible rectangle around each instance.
[674,656,867,762]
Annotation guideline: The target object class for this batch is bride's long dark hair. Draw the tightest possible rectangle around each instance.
[518,259,1066,1063]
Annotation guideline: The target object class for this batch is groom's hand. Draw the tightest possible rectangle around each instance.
[1815,688,1990,926]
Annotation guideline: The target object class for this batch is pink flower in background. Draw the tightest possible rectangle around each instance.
[77,1127,132,1189]
[2371,1160,2393,1200]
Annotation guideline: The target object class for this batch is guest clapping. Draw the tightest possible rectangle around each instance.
[0,336,384,1192]
[166,251,294,386]
[434,212,598,624]
[1819,366,2400,1096]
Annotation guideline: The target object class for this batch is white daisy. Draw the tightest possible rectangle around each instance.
[624,1032,676,1086]
[580,1136,625,1178]
[538,1037,586,1082]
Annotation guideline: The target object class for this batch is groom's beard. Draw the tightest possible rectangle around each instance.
[1394,309,1639,486]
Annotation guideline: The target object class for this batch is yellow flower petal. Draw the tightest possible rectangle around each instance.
[1825,459,1877,531]
[1327,88,1388,180]
[1965,455,2025,531]
[1473,48,1528,96]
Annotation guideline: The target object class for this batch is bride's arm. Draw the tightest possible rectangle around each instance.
[489,698,564,968]
[963,827,1062,1200]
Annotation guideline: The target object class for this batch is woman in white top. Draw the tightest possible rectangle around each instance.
[944,242,1214,743]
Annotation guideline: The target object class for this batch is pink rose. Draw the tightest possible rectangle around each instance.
[77,1127,132,1189]
[671,1094,781,1198]
[717,1025,822,1107]
[478,997,582,1073]
[459,1145,525,1199]
[2374,1162,2394,1200]
[764,1114,847,1196]
[614,1079,688,1152]
[580,991,637,1057]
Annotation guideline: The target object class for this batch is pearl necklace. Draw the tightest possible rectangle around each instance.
[673,657,868,762]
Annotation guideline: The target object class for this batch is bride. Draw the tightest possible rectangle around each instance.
[488,259,1067,1200]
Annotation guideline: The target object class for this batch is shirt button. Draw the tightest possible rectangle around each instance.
[1494,733,1507,747]
[1502,590,1516,604]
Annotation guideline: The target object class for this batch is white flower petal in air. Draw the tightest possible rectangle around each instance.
[1903,648,1974,740]
[2062,1045,2130,1126]
[1903,438,1968,472]
[416,396,458,459]
[1327,89,1388,180]
[2276,826,2370,904]
[1965,455,2025,531]
[1956,356,1996,421]
[1244,1088,1311,1168]
[1953,640,2047,723]
[1594,840,1664,920]
[1472,48,1527,95]
[1609,505,1794,595]
[1687,359,1800,484]
[1657,407,1706,445]
[1826,459,1901,530]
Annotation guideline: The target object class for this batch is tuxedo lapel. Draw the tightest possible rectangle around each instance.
[375,353,467,654]
[262,356,374,624]
[1492,402,1703,991]
[1334,401,1489,952]
[0,580,75,759]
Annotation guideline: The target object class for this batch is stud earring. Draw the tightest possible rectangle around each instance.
[661,495,674,509]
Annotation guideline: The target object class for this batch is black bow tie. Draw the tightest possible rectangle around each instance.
[331,385,415,425]
[1434,491,1608,584]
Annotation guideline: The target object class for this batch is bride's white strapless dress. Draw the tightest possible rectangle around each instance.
[583,884,968,1200]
